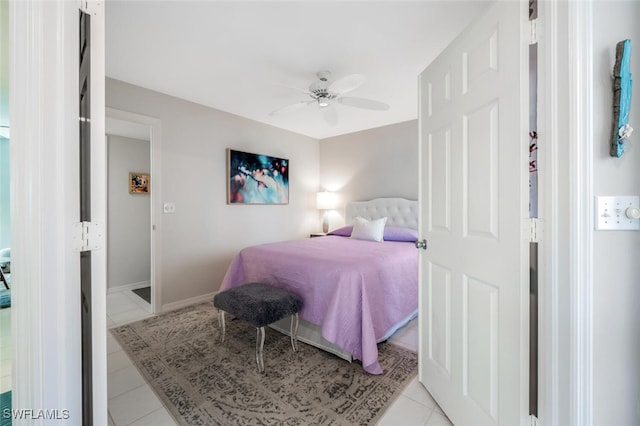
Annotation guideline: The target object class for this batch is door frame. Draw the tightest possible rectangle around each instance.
[10,0,107,423]
[105,107,162,313]
[538,0,593,425]
[9,0,593,424]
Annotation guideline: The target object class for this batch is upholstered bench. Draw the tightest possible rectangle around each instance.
[213,282,304,373]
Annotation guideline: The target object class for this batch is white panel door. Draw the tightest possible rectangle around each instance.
[417,2,528,425]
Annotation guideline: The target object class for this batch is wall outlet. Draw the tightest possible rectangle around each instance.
[163,202,176,214]
[595,196,640,230]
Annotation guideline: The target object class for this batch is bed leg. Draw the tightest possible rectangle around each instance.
[218,310,226,343]
[290,313,299,352]
[256,326,265,373]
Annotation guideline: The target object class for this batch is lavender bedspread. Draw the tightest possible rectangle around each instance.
[220,235,418,374]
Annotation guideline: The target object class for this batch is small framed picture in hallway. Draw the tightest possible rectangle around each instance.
[129,172,150,194]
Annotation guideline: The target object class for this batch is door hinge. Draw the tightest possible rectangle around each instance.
[529,414,541,426]
[529,19,538,45]
[80,1,102,15]
[529,218,543,243]
[74,221,104,252]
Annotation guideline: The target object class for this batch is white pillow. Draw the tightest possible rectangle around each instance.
[350,216,388,242]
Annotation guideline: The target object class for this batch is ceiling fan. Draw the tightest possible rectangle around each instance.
[270,71,390,125]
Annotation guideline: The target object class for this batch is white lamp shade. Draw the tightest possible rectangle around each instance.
[316,191,339,210]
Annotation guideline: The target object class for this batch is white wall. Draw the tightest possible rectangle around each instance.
[107,134,151,290]
[319,120,418,227]
[106,78,320,306]
[592,2,640,424]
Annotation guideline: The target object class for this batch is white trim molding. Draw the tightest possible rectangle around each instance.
[161,292,217,313]
[11,1,107,424]
[11,0,84,421]
[107,281,151,294]
[539,1,594,425]
[567,1,594,425]
[88,2,108,424]
[105,107,163,314]
[538,1,561,423]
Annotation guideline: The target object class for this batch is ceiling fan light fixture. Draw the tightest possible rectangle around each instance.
[318,97,330,108]
[272,71,389,120]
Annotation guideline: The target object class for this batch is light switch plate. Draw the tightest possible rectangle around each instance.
[163,202,176,214]
[595,196,640,230]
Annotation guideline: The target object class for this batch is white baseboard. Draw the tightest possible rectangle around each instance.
[161,291,217,313]
[107,281,150,294]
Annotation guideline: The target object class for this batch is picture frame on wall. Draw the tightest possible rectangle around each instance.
[129,172,150,194]
[227,148,289,204]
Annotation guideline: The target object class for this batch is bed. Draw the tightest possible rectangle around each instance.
[219,197,418,374]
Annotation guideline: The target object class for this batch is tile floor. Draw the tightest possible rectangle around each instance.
[106,288,152,329]
[107,288,452,426]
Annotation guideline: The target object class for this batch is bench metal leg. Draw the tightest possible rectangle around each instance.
[218,310,226,343]
[216,306,299,373]
[290,313,299,352]
[256,326,265,373]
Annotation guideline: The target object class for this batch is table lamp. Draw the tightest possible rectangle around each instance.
[316,191,339,233]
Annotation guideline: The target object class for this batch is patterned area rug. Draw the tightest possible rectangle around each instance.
[111,302,417,425]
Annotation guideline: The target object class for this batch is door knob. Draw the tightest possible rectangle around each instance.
[415,239,428,250]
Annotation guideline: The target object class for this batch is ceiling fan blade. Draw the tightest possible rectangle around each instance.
[328,74,365,95]
[272,82,312,96]
[269,100,314,116]
[337,96,390,111]
[323,106,338,126]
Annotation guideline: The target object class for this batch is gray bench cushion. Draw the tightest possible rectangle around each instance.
[213,283,303,328]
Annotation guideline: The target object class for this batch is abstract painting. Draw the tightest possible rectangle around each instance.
[227,149,289,204]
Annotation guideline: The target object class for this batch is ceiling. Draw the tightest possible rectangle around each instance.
[106,1,488,140]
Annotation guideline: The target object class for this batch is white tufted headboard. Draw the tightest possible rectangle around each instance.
[345,198,418,230]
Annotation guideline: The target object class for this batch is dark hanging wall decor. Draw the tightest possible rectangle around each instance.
[610,39,633,158]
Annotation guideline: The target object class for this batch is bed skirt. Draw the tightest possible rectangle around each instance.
[269,309,418,364]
